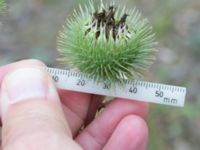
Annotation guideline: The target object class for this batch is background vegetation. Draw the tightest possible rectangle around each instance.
[0,0,199,149]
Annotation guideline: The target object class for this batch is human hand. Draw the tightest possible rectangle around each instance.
[0,59,149,150]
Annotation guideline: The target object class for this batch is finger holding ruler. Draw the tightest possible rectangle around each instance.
[46,67,187,107]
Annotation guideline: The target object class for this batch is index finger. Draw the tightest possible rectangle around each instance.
[58,90,104,136]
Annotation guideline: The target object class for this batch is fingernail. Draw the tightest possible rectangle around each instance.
[5,68,47,101]
[0,68,55,117]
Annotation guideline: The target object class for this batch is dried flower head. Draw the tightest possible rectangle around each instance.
[57,1,157,84]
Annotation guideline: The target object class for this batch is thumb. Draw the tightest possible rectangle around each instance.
[0,67,82,150]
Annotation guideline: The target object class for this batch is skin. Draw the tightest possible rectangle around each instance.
[0,59,149,150]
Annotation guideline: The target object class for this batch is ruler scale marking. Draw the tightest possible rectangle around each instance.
[46,67,186,107]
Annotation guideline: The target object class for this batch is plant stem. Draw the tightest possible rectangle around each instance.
[84,94,105,126]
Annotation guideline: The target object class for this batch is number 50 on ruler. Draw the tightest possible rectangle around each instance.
[47,67,187,107]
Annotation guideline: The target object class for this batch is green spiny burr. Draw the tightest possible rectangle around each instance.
[57,1,157,85]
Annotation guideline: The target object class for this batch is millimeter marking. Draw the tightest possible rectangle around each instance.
[46,67,186,107]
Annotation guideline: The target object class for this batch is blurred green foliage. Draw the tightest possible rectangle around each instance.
[0,0,6,13]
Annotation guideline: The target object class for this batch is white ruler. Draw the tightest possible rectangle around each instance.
[46,67,186,107]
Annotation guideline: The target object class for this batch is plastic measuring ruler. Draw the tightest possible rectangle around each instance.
[46,67,186,107]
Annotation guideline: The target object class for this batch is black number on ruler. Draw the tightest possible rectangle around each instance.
[103,83,111,90]
[155,90,164,97]
[129,87,138,94]
[52,75,59,82]
[77,79,86,86]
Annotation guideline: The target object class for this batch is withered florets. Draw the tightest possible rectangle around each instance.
[85,5,131,41]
